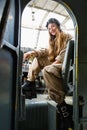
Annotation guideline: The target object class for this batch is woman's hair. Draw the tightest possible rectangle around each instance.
[46,18,71,62]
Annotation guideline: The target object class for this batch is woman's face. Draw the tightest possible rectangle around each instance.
[47,23,60,36]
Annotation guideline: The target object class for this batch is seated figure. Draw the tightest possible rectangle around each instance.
[22,18,73,130]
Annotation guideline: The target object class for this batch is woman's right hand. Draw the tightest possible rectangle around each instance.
[23,51,37,61]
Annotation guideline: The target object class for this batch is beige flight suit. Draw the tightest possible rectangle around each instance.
[27,46,67,104]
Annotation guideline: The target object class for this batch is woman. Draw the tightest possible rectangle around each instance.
[22,18,73,130]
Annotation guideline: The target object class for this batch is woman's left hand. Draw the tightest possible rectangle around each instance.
[53,60,61,64]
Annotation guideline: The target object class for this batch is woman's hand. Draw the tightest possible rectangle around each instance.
[23,51,37,61]
[52,60,61,64]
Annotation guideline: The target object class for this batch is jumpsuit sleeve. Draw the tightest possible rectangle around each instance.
[55,46,67,63]
[55,34,72,63]
[35,48,49,58]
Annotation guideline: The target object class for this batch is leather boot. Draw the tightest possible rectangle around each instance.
[57,101,73,130]
[22,80,37,99]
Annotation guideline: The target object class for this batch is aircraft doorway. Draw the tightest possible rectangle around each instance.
[20,0,77,130]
